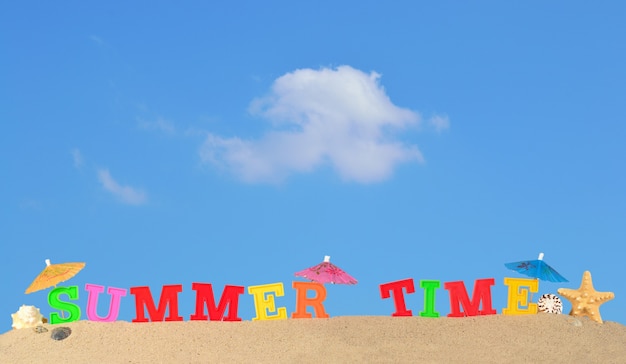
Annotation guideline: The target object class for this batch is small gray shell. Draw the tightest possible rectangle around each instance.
[33,325,48,334]
[50,327,72,341]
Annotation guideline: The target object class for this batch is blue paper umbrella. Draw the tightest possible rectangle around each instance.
[504,253,568,282]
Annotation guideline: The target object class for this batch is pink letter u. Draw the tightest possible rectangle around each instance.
[85,283,127,322]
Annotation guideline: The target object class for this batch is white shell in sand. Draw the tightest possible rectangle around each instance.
[537,293,563,314]
[11,305,45,329]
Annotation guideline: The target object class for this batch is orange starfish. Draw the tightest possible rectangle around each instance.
[558,271,614,324]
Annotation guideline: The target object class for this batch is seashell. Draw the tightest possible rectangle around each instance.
[33,325,48,334]
[568,317,583,327]
[50,327,72,341]
[11,305,45,329]
[537,293,563,314]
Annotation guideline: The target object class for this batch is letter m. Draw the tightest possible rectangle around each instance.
[444,278,497,317]
[190,283,244,321]
[130,285,183,322]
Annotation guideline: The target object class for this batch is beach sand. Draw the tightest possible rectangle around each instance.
[2,315,625,363]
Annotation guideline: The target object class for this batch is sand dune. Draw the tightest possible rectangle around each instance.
[2,315,625,363]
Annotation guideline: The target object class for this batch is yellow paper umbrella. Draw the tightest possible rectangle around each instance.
[25,259,86,294]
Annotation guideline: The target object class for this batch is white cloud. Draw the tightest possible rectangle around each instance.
[71,148,83,168]
[138,117,176,134]
[89,35,104,45]
[97,169,147,205]
[200,65,425,183]
[429,115,450,133]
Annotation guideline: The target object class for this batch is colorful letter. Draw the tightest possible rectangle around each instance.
[291,281,330,319]
[247,282,287,321]
[84,284,127,322]
[419,280,440,318]
[189,283,244,321]
[444,278,497,317]
[130,284,184,322]
[502,277,538,315]
[379,278,415,317]
[48,286,81,324]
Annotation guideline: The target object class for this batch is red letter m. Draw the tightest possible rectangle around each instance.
[190,283,244,321]
[130,285,183,322]
[444,278,497,317]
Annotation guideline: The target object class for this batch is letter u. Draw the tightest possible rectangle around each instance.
[85,283,127,322]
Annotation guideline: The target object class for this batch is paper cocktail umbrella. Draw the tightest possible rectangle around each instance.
[25,259,86,294]
[504,252,568,283]
[295,255,357,285]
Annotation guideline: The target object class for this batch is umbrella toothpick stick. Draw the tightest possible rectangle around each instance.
[44,259,66,319]
[530,253,544,302]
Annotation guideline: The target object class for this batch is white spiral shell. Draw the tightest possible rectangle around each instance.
[537,293,563,314]
[11,305,45,329]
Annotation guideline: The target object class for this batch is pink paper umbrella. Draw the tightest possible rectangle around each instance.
[295,256,357,285]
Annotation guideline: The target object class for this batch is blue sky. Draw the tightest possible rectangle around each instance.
[2,1,624,330]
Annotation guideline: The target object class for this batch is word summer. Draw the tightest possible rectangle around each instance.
[46,277,541,324]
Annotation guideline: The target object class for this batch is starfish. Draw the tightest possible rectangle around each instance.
[557,271,614,324]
